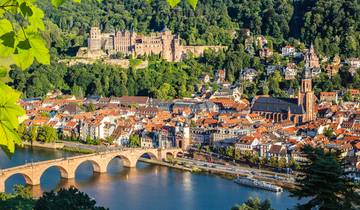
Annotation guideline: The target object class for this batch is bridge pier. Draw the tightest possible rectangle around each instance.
[30,175,40,186]
[0,178,4,192]
[123,160,137,168]
[93,162,108,173]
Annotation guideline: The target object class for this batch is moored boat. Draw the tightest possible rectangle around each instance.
[234,176,283,192]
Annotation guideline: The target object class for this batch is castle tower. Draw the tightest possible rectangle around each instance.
[88,27,102,51]
[161,26,175,61]
[298,70,316,123]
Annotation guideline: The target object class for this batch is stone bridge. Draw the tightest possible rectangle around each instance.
[0,148,182,192]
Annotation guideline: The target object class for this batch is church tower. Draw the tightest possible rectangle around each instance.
[298,70,316,123]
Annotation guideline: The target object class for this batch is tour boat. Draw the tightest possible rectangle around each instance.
[234,176,283,192]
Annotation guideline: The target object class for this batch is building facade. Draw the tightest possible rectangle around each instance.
[83,27,224,62]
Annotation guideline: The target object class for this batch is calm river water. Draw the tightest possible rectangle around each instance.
[0,147,302,210]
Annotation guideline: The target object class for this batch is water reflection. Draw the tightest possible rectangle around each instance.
[2,148,302,210]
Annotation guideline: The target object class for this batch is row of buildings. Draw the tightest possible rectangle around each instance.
[19,78,360,180]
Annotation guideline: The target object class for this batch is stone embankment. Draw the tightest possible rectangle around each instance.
[22,141,64,149]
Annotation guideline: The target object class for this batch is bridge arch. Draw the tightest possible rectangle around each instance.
[165,152,175,160]
[4,172,34,191]
[138,151,159,160]
[74,159,103,174]
[176,151,184,157]
[107,154,133,169]
[39,165,69,180]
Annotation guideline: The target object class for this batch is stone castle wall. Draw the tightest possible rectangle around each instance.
[83,27,225,62]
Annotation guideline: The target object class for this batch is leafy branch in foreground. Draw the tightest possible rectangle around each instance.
[0,83,25,156]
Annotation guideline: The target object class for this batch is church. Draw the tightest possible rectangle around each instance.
[251,71,317,124]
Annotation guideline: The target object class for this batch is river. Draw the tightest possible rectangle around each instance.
[0,147,302,210]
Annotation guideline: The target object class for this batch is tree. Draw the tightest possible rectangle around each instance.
[86,136,100,145]
[323,127,334,139]
[86,103,96,112]
[291,146,360,210]
[288,158,300,170]
[243,151,252,162]
[231,198,274,210]
[343,91,352,102]
[226,146,234,158]
[29,126,38,143]
[269,156,278,168]
[129,134,140,148]
[235,149,241,160]
[204,145,211,153]
[37,125,58,143]
[17,124,27,140]
[258,157,267,169]
[0,185,35,210]
[250,154,259,165]
[34,187,108,210]
[105,136,113,145]
[278,157,287,169]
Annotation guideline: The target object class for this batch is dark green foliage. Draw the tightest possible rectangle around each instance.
[9,57,211,99]
[37,125,58,143]
[129,134,141,147]
[231,198,274,210]
[36,0,360,57]
[0,185,35,210]
[34,187,107,210]
[291,146,360,210]
[86,136,100,145]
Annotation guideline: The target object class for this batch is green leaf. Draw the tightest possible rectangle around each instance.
[0,19,12,36]
[0,83,25,127]
[0,66,7,77]
[12,47,34,69]
[0,83,24,155]
[28,4,45,31]
[186,0,198,9]
[166,0,181,8]
[0,31,16,57]
[0,19,14,57]
[19,2,33,17]
[0,120,21,156]
[28,34,50,65]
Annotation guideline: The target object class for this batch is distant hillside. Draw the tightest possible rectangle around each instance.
[37,0,359,58]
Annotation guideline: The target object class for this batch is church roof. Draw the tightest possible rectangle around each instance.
[252,97,305,114]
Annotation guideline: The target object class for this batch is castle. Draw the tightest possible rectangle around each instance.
[78,26,224,62]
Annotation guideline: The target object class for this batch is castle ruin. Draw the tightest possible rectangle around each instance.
[77,26,225,62]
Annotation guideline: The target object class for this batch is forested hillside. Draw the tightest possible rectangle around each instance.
[38,0,360,58]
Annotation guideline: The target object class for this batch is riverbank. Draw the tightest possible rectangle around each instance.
[22,141,95,154]
[139,158,297,190]
[22,141,64,149]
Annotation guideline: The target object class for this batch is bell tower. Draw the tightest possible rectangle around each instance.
[298,70,316,122]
